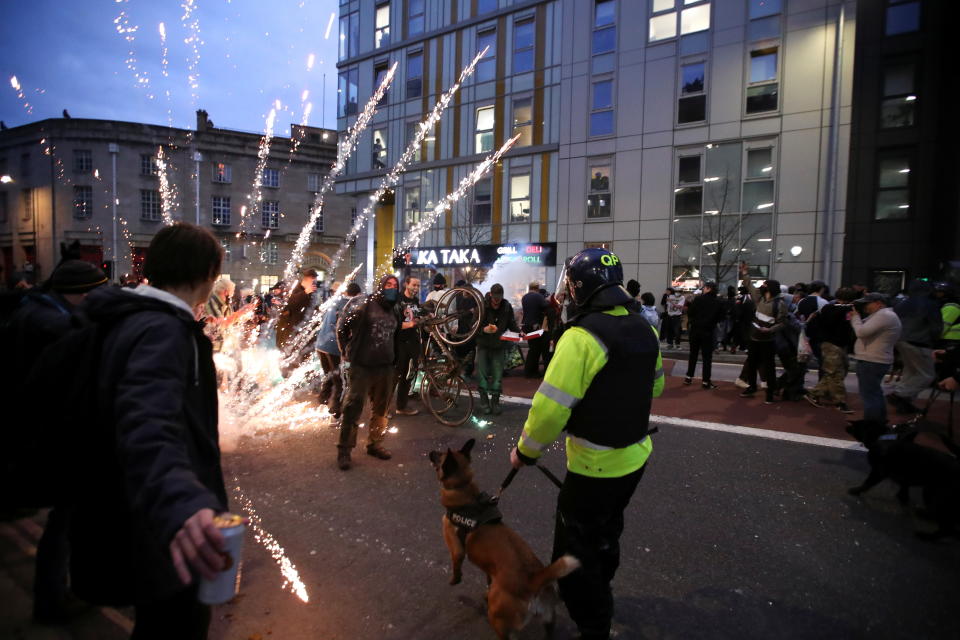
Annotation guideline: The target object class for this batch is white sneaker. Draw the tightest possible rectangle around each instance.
[734,378,749,389]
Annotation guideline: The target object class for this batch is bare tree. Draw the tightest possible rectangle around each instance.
[452,201,490,248]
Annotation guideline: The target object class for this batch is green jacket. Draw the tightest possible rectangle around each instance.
[943,302,960,342]
[516,306,665,478]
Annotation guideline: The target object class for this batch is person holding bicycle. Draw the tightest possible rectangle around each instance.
[475,283,518,415]
[394,276,423,416]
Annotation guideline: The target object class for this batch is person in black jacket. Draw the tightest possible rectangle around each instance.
[684,282,724,389]
[70,223,229,638]
[476,283,518,415]
[804,287,857,413]
[521,282,551,378]
[276,268,318,373]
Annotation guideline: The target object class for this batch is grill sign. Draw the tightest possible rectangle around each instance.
[395,243,556,268]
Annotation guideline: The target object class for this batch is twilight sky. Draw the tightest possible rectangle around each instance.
[0,0,342,136]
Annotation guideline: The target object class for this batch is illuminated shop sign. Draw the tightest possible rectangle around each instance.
[394,243,557,268]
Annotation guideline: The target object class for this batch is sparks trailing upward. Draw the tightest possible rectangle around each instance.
[156,146,177,226]
[241,108,278,236]
[282,61,399,284]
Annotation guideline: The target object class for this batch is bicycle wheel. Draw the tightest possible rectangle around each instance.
[421,374,474,427]
[432,286,483,346]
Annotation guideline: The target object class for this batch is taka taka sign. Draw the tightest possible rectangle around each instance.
[394,243,557,268]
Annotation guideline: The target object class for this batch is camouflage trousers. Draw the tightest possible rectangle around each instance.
[807,342,848,406]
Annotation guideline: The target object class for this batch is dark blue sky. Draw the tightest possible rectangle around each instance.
[0,0,341,136]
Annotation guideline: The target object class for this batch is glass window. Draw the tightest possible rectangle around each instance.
[746,148,773,178]
[140,154,158,176]
[749,0,781,19]
[678,156,700,184]
[473,178,492,224]
[653,0,673,12]
[478,0,498,15]
[512,98,533,147]
[678,62,706,124]
[881,63,916,129]
[750,50,777,83]
[475,106,495,153]
[675,153,702,216]
[262,200,280,229]
[338,68,359,117]
[307,172,320,191]
[590,80,614,137]
[875,156,911,220]
[510,174,531,222]
[375,3,391,49]
[649,12,677,41]
[212,162,232,183]
[593,0,616,57]
[476,29,497,83]
[375,62,390,104]
[588,163,612,219]
[262,242,279,265]
[680,3,710,35]
[886,1,920,35]
[372,128,388,169]
[746,47,778,114]
[404,186,421,227]
[220,238,231,263]
[513,19,535,73]
[73,185,93,219]
[262,168,280,188]
[73,149,92,173]
[140,189,161,221]
[406,51,423,99]
[314,205,325,232]
[406,122,422,162]
[339,11,358,60]
[408,0,425,36]
[212,196,231,225]
[742,181,775,213]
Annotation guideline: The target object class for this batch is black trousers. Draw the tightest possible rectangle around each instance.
[523,332,550,377]
[746,339,778,400]
[394,340,420,410]
[552,466,646,640]
[132,586,210,640]
[685,331,715,382]
[34,506,71,615]
[338,365,392,450]
[317,351,343,415]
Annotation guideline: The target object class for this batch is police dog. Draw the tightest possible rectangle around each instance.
[846,420,960,540]
[428,439,579,639]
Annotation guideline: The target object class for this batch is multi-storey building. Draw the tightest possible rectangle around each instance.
[842,0,957,292]
[0,110,353,292]
[336,0,856,297]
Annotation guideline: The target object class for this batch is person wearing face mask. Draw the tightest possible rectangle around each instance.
[334,274,403,470]
[475,283,519,415]
[425,272,447,304]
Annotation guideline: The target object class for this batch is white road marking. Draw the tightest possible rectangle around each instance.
[498,395,863,451]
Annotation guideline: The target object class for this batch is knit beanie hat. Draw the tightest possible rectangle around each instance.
[50,260,108,294]
[433,273,447,286]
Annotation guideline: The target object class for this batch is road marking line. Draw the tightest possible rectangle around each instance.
[498,395,862,451]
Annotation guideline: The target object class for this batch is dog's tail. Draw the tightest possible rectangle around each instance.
[529,555,580,593]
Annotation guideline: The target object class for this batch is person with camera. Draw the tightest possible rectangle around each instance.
[804,287,857,413]
[848,292,902,424]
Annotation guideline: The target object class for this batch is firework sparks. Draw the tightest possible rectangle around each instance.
[156,146,177,225]
[241,108,277,235]
[234,487,309,603]
[323,13,335,39]
[282,61,398,284]
[181,0,202,104]
[113,1,152,97]
[9,75,33,114]
[306,53,316,70]
[158,22,169,77]
[327,46,490,276]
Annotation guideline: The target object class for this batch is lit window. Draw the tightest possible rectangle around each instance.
[476,29,497,83]
[590,80,614,137]
[375,3,391,49]
[475,106,495,153]
[513,19,534,73]
[680,3,710,35]
[73,149,92,174]
[339,11,358,60]
[404,186,421,227]
[509,174,531,222]
[875,155,911,220]
[588,162,612,219]
[262,200,280,229]
[212,162,232,183]
[408,0,424,36]
[212,196,231,225]
[372,128,388,169]
[650,1,710,42]
[512,98,533,147]
[746,47,779,114]
[885,0,920,35]
[406,51,423,99]
[678,61,706,124]
[473,178,492,224]
[73,185,93,219]
[262,168,280,188]
[880,63,916,129]
[743,148,775,213]
[140,189,161,221]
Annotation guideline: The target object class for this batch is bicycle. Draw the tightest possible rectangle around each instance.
[414,286,483,426]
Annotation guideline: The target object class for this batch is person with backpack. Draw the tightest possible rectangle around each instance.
[6,259,107,623]
[65,223,230,637]
[804,287,857,413]
[738,262,786,404]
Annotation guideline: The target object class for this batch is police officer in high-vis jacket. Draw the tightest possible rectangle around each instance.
[510,248,664,640]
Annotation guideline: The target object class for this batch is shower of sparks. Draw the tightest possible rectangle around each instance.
[306,53,316,70]
[113,2,152,97]
[234,487,310,603]
[156,146,177,225]
[282,61,398,284]
[327,46,490,277]
[323,13,335,39]
[158,22,170,77]
[181,0,202,104]
[379,134,521,280]
[9,75,33,114]
[241,108,277,235]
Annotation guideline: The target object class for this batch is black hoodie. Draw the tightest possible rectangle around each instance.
[70,285,226,605]
[336,274,402,367]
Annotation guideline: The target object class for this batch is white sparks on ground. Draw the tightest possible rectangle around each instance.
[234,487,310,603]
[282,61,398,284]
[327,46,491,277]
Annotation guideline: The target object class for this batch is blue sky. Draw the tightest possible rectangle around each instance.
[0,0,341,136]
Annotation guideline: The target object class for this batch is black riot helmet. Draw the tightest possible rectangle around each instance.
[562,248,633,308]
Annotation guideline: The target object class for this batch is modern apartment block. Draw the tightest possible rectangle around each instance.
[336,0,856,295]
[842,0,957,292]
[0,111,353,291]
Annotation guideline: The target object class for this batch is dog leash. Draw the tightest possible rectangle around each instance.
[494,463,563,502]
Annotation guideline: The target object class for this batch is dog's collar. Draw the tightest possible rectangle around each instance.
[446,492,502,533]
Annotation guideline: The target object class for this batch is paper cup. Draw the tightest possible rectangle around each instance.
[197,513,246,605]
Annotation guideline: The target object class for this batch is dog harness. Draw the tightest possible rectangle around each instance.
[446,492,502,544]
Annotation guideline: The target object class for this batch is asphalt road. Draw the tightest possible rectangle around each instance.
[207,400,960,640]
